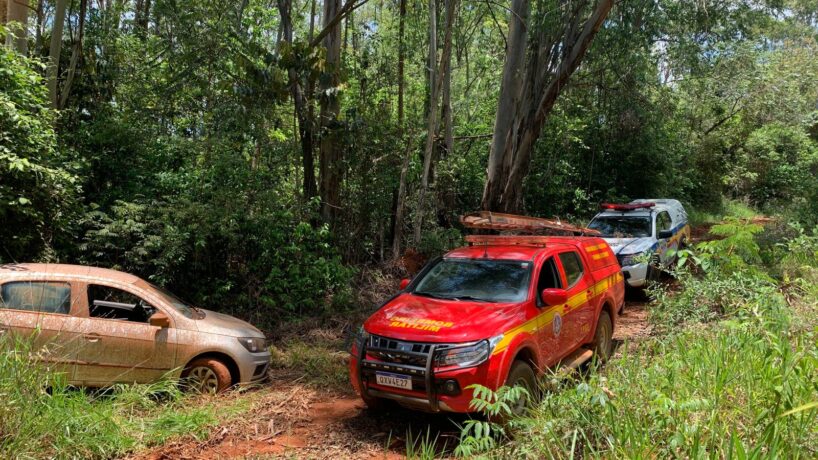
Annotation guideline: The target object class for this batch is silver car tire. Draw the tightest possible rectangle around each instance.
[183,358,232,394]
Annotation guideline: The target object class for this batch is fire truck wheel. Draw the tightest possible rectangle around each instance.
[591,311,613,363]
[505,360,537,417]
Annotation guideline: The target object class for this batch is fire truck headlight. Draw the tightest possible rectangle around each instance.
[435,340,490,368]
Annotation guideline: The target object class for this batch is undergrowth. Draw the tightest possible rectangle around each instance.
[458,217,818,458]
[0,335,245,459]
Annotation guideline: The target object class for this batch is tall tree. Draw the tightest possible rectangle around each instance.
[47,0,67,108]
[481,0,613,212]
[391,0,409,258]
[4,0,28,53]
[58,0,86,108]
[318,0,343,224]
[277,0,318,201]
[413,0,456,245]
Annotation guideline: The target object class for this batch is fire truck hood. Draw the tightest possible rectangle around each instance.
[603,237,656,256]
[365,293,523,343]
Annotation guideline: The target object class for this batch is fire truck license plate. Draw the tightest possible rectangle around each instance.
[375,371,412,390]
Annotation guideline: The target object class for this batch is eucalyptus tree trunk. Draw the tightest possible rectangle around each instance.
[481,0,613,213]
[412,0,438,246]
[413,0,456,246]
[5,0,28,53]
[318,0,343,224]
[58,0,86,109]
[277,0,318,202]
[391,0,409,259]
[47,0,67,108]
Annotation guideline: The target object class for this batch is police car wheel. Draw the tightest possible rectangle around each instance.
[647,255,661,283]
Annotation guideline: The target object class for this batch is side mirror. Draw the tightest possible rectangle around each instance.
[658,230,673,239]
[149,311,171,328]
[541,288,568,306]
[399,278,411,290]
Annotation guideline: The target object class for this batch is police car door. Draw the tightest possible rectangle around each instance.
[655,211,673,267]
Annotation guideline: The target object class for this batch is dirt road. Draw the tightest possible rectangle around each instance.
[135,300,653,460]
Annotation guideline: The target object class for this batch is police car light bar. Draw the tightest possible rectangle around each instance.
[600,202,655,211]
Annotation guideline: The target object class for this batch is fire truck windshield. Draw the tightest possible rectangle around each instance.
[412,259,531,303]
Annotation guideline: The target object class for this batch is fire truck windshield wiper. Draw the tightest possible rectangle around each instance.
[412,291,450,300]
[450,295,492,303]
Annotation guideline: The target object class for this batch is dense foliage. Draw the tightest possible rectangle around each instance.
[1,1,816,324]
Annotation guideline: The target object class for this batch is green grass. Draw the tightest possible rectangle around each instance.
[465,218,818,458]
[0,335,249,459]
[688,198,759,226]
[269,335,350,391]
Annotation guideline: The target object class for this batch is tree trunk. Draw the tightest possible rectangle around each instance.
[34,0,42,50]
[134,0,150,34]
[391,0,408,259]
[58,0,86,109]
[481,0,613,213]
[441,0,454,158]
[47,0,67,108]
[0,0,7,24]
[481,0,529,213]
[5,0,28,54]
[413,0,456,246]
[277,0,318,202]
[318,0,343,224]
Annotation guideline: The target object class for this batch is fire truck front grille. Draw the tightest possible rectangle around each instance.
[368,335,433,367]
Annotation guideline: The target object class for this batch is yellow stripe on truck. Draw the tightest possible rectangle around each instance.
[592,251,612,260]
[491,271,621,355]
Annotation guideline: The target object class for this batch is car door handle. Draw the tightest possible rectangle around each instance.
[84,333,102,343]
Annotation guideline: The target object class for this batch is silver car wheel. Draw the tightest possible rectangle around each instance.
[189,366,220,393]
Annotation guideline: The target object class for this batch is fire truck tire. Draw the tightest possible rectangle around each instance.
[505,360,537,417]
[591,311,613,363]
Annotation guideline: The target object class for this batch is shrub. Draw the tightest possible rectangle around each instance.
[0,26,79,262]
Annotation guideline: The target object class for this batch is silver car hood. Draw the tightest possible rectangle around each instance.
[603,237,656,256]
[194,309,265,338]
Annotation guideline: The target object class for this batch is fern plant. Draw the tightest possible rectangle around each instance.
[454,384,529,457]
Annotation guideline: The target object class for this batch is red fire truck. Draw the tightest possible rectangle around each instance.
[350,212,625,413]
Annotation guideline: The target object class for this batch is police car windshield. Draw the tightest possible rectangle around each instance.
[413,259,531,303]
[589,216,652,238]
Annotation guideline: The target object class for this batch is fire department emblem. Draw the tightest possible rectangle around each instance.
[553,313,562,336]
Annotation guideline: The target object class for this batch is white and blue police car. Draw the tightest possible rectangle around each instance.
[587,199,690,288]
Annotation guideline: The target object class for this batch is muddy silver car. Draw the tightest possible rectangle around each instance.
[0,264,270,393]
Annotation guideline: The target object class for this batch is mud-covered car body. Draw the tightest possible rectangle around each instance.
[588,199,690,287]
[0,264,270,388]
[349,236,624,413]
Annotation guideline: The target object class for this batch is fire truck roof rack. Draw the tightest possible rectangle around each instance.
[600,202,655,211]
[465,235,551,247]
[460,211,600,236]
